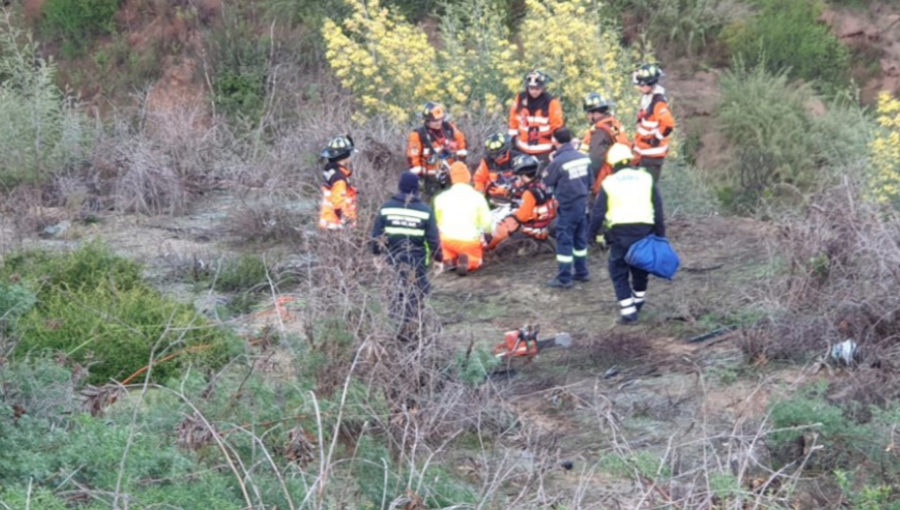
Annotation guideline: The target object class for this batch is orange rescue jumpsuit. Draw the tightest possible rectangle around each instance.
[318,163,357,229]
[508,93,564,158]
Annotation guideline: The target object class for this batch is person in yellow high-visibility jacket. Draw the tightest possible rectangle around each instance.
[434,162,492,276]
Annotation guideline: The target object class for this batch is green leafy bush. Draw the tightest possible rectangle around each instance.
[0,283,36,332]
[40,0,120,57]
[209,17,269,121]
[454,343,500,386]
[2,242,239,384]
[0,19,93,187]
[768,384,900,478]
[617,0,749,58]
[720,0,849,89]
[212,254,270,293]
[713,62,869,211]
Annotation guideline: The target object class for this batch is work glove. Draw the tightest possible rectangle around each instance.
[433,249,444,263]
[648,137,661,147]
[597,236,609,252]
[482,233,493,247]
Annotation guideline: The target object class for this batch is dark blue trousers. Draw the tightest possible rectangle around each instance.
[555,201,589,283]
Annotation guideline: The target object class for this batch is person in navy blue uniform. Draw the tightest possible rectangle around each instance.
[542,127,592,288]
[371,171,442,334]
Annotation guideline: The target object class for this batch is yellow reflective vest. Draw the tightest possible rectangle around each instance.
[601,168,655,226]
[434,183,493,241]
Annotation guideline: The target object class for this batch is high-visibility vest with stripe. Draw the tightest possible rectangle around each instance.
[407,122,468,176]
[634,91,675,159]
[319,164,357,229]
[601,168,655,226]
[380,206,431,239]
[508,93,564,156]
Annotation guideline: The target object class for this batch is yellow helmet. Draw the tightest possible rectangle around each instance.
[606,143,634,168]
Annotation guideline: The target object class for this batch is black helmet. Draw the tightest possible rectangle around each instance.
[484,133,511,158]
[524,69,550,89]
[583,92,612,113]
[512,154,540,177]
[320,134,355,160]
[633,63,663,86]
[421,101,446,122]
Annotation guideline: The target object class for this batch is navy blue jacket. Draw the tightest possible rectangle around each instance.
[541,143,592,208]
[370,193,441,262]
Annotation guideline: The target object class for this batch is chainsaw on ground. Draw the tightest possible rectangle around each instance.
[492,324,572,358]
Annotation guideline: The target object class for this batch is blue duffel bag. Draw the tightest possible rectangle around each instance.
[625,235,680,280]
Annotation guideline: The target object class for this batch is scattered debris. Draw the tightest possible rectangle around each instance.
[41,220,71,238]
[176,413,215,451]
[688,325,739,344]
[829,339,859,366]
[78,384,125,417]
[284,425,316,468]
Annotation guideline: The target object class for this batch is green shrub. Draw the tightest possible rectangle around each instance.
[0,283,36,332]
[0,19,93,187]
[714,62,872,212]
[767,383,900,475]
[721,0,849,90]
[40,0,120,58]
[213,254,270,293]
[209,17,268,122]
[618,0,748,58]
[454,343,500,386]
[2,242,239,384]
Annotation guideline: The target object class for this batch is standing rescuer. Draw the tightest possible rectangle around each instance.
[407,101,468,200]
[434,162,492,276]
[508,70,564,161]
[632,63,675,183]
[589,143,666,324]
[580,92,630,196]
[318,134,358,230]
[542,127,592,288]
[371,171,442,333]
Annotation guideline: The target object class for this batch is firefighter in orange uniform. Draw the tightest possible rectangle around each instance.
[473,133,521,206]
[508,70,564,161]
[488,154,557,251]
[407,101,468,201]
[318,134,357,230]
[632,63,676,182]
[580,92,630,196]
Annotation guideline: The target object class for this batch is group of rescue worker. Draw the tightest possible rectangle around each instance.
[319,63,675,329]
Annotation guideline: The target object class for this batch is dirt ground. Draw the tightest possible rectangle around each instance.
[1,190,821,505]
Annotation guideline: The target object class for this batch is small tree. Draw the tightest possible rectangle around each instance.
[0,11,92,187]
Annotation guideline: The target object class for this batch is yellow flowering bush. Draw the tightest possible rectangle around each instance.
[322,0,441,123]
[516,0,639,123]
[438,0,518,119]
[322,0,641,126]
[869,92,900,205]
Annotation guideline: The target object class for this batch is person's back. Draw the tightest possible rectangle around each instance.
[371,173,441,263]
[435,185,491,242]
[434,163,492,274]
[542,131,591,209]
